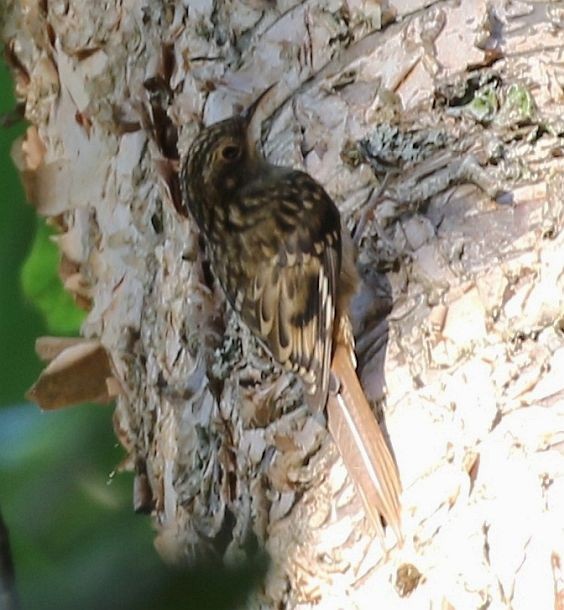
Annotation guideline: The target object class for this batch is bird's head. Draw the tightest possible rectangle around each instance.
[181,87,274,223]
[186,115,251,194]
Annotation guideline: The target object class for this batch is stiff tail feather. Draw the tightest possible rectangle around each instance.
[327,343,402,543]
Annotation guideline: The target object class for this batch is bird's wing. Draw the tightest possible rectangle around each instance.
[250,238,338,409]
[227,171,342,410]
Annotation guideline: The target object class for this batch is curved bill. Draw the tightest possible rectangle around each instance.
[241,84,276,124]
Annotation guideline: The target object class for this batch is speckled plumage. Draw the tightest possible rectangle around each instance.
[181,109,402,540]
[181,115,344,410]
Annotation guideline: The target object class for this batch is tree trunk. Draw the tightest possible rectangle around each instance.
[4,0,563,608]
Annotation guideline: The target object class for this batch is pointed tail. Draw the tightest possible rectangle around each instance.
[327,342,402,543]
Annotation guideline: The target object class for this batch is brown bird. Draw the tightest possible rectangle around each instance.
[181,93,402,541]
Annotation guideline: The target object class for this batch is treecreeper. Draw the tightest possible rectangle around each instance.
[180,90,402,542]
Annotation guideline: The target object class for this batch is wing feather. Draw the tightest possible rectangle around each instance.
[224,170,342,409]
[237,240,338,409]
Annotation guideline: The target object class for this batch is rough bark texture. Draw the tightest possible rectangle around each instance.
[3,0,564,608]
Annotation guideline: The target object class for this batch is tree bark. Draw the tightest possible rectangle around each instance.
[3,0,564,608]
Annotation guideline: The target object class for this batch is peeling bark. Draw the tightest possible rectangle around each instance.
[3,1,564,608]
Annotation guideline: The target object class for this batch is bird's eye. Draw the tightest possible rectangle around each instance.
[220,144,241,161]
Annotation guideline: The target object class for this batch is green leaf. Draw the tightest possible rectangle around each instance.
[20,219,86,334]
